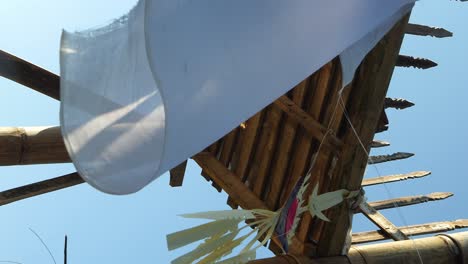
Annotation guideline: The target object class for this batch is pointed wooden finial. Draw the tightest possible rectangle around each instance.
[406,23,453,38]
[368,152,414,164]
[384,98,415,110]
[397,55,438,69]
[362,171,431,187]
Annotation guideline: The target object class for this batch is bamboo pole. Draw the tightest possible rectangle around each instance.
[352,219,468,244]
[0,126,70,165]
[249,231,468,264]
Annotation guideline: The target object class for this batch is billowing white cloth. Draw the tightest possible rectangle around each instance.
[60,0,415,194]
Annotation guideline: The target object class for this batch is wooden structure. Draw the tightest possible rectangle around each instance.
[1,11,467,264]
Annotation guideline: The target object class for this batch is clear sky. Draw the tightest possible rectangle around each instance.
[0,1,466,263]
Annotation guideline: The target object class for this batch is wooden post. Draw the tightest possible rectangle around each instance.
[315,15,411,257]
[0,126,70,165]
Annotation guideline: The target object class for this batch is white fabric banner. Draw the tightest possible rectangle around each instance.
[60,0,415,194]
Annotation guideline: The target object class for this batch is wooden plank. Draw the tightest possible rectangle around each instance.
[368,152,414,164]
[359,202,409,241]
[366,192,453,211]
[279,62,333,208]
[264,80,307,209]
[0,173,84,206]
[316,15,410,256]
[235,112,263,182]
[0,126,70,165]
[226,112,263,207]
[352,219,468,244]
[219,128,239,168]
[0,50,60,100]
[248,105,283,200]
[362,171,431,187]
[406,23,453,38]
[169,160,188,187]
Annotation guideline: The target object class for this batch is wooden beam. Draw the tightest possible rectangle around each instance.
[192,152,285,252]
[193,152,266,210]
[352,219,468,244]
[273,96,342,148]
[362,171,431,187]
[359,202,409,241]
[0,126,70,165]
[366,192,453,211]
[368,152,414,164]
[0,49,60,100]
[169,160,188,187]
[316,15,410,256]
[406,23,453,38]
[0,173,84,206]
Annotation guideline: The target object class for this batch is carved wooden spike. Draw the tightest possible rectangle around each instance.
[406,23,453,38]
[352,219,468,244]
[396,55,438,69]
[368,152,414,164]
[362,171,431,187]
[0,173,84,207]
[384,98,415,110]
[366,192,453,211]
[371,140,390,148]
[359,202,409,241]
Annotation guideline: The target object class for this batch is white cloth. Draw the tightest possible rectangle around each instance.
[60,0,415,194]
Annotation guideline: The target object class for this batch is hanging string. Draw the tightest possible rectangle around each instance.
[338,96,424,264]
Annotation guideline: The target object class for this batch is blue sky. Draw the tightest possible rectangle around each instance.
[0,1,467,263]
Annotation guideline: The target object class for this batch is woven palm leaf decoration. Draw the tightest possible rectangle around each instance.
[167,160,359,263]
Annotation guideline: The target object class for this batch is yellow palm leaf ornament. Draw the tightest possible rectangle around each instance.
[166,168,360,263]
